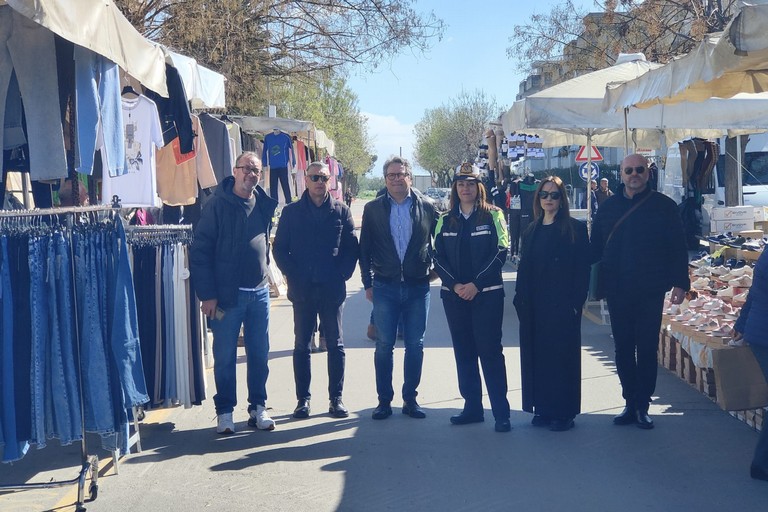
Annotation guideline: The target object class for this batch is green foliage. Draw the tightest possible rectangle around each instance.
[413,90,504,187]
[358,174,385,194]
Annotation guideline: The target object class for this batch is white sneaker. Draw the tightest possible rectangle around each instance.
[216,413,235,435]
[248,405,276,431]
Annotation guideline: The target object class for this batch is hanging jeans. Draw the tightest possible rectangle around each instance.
[74,45,125,176]
[269,167,293,204]
[28,234,50,447]
[47,230,83,445]
[1,235,29,462]
[0,6,67,180]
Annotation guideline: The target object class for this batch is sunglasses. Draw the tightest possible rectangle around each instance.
[538,190,562,200]
[308,174,330,183]
[623,166,646,175]
[235,165,261,175]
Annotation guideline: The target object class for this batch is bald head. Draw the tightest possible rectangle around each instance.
[621,153,650,198]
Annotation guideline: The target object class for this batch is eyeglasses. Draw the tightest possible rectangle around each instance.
[385,172,410,181]
[236,165,262,175]
[308,174,330,183]
[623,166,646,175]
[538,190,562,200]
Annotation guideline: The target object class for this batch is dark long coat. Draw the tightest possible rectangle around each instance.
[513,217,590,418]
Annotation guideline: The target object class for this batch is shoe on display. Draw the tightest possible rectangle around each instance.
[728,275,753,288]
[248,405,276,430]
[217,412,235,435]
[709,266,730,276]
[711,323,733,337]
[716,287,735,299]
[691,277,710,289]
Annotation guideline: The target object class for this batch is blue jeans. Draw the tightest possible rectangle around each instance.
[28,235,49,447]
[372,280,430,402]
[210,287,270,415]
[750,344,768,472]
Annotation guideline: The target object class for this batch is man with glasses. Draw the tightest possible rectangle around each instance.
[190,151,278,435]
[273,162,359,419]
[591,153,689,430]
[359,156,438,420]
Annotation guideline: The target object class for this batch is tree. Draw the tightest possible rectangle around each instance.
[507,0,741,78]
[115,0,444,113]
[414,91,503,187]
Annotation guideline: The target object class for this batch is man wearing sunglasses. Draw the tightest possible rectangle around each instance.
[190,151,278,435]
[591,153,689,430]
[273,162,359,419]
[360,156,438,420]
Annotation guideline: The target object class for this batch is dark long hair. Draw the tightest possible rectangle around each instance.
[528,175,575,242]
[447,179,492,227]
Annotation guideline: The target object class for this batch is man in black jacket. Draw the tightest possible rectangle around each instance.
[273,162,359,419]
[189,151,278,435]
[359,156,438,420]
[591,153,689,430]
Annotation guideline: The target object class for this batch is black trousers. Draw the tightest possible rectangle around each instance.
[607,291,665,410]
[443,292,510,420]
[269,167,293,204]
[292,284,345,400]
[750,344,768,472]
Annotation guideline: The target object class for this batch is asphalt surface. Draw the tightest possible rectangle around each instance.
[2,199,766,511]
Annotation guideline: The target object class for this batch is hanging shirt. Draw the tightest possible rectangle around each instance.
[262,131,295,169]
[101,95,163,207]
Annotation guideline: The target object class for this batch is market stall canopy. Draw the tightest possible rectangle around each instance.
[6,0,168,96]
[603,3,768,109]
[166,50,226,109]
[502,55,768,149]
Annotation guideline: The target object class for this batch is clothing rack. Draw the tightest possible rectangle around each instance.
[0,205,117,510]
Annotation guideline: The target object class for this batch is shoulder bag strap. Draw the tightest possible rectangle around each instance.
[605,191,654,245]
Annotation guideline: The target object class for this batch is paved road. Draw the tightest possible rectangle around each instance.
[1,199,766,511]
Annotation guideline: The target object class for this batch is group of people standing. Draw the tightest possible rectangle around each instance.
[188,150,691,440]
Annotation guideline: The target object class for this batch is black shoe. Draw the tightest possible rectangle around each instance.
[402,400,426,419]
[750,465,768,482]
[494,419,512,432]
[450,411,484,425]
[613,406,636,425]
[329,397,349,418]
[531,415,551,427]
[550,418,575,432]
[293,399,310,419]
[372,401,392,420]
[635,410,654,430]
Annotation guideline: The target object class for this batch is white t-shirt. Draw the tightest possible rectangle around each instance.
[101,95,163,207]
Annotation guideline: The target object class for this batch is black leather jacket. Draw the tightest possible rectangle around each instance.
[359,189,437,289]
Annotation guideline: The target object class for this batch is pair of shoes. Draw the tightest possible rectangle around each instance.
[450,410,484,425]
[750,465,768,482]
[248,405,276,430]
[366,323,377,341]
[550,418,575,432]
[635,410,654,430]
[293,399,311,419]
[531,415,551,427]
[402,400,426,419]
[372,400,392,420]
[613,406,636,425]
[329,397,349,418]
[494,419,512,432]
[216,412,235,435]
[318,336,327,352]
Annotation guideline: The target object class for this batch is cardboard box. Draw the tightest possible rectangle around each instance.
[753,206,768,222]
[712,346,768,411]
[710,219,754,233]
[710,206,754,221]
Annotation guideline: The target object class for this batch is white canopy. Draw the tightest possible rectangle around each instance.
[604,3,768,109]
[166,50,226,109]
[7,0,168,96]
[502,57,768,149]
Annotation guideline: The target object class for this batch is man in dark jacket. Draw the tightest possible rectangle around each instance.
[189,151,278,435]
[273,162,359,419]
[359,156,438,420]
[591,153,689,430]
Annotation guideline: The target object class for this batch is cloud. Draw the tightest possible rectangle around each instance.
[363,112,416,163]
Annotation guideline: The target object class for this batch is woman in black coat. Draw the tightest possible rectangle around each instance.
[513,176,591,431]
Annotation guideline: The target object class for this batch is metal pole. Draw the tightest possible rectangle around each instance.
[587,133,593,235]
[736,134,743,206]
[624,107,630,156]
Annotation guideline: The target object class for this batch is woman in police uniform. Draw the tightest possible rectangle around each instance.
[433,163,511,433]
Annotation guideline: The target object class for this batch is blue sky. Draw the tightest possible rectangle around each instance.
[347,0,595,173]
